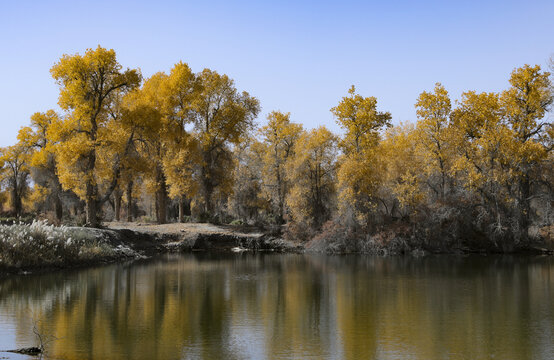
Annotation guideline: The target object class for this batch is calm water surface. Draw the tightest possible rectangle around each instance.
[0,254,553,359]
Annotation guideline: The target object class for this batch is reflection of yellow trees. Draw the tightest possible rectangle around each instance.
[259,255,334,359]
[334,256,554,359]
[0,255,553,359]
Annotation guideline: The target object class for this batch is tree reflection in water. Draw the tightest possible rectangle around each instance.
[0,254,553,359]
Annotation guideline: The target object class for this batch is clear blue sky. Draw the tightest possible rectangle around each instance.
[0,0,552,146]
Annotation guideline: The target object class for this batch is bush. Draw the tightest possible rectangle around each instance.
[283,222,317,243]
[307,220,415,255]
[0,220,115,268]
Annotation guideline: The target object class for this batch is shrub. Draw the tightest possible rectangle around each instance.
[307,220,415,255]
[283,221,317,243]
[0,220,115,268]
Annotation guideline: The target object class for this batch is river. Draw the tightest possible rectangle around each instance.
[0,253,553,359]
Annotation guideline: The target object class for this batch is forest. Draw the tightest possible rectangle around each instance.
[0,46,552,253]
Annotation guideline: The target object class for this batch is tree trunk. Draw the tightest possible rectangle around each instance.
[156,182,168,224]
[154,192,159,222]
[126,181,133,222]
[83,146,100,227]
[203,184,213,218]
[114,190,122,222]
[11,189,22,218]
[178,195,186,223]
[201,153,214,219]
[276,168,285,225]
[85,181,99,227]
[154,165,168,224]
[54,194,63,222]
[50,162,64,222]
[518,176,531,243]
[85,199,98,227]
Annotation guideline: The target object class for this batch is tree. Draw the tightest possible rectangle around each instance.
[127,73,171,223]
[449,91,510,243]
[259,111,303,224]
[50,46,141,227]
[160,62,201,222]
[228,135,268,222]
[0,143,31,217]
[108,87,160,222]
[162,137,200,221]
[500,64,552,241]
[379,123,426,221]
[191,69,260,217]
[18,110,65,220]
[448,65,553,245]
[331,86,391,226]
[415,83,453,200]
[331,86,391,154]
[286,126,337,229]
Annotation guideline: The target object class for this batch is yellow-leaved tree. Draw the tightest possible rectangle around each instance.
[331,85,391,226]
[191,69,260,218]
[414,83,454,200]
[378,123,426,221]
[0,143,31,217]
[50,46,141,227]
[449,64,553,245]
[160,62,202,222]
[259,111,303,224]
[102,81,162,222]
[499,65,552,241]
[228,134,269,222]
[450,91,505,189]
[120,73,166,223]
[17,110,65,220]
[286,126,337,229]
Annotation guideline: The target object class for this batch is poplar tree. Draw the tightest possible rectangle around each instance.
[50,46,141,227]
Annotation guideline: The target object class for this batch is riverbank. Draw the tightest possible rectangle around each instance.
[106,221,303,253]
[1,220,552,275]
[0,221,302,274]
[305,222,554,256]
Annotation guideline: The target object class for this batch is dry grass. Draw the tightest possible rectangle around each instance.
[0,220,116,268]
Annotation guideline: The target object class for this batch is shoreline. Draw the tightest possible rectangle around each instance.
[0,221,551,276]
[0,222,302,275]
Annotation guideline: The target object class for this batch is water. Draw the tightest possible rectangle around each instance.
[0,254,553,360]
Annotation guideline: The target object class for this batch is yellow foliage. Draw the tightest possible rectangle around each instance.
[332,86,391,223]
[450,65,552,193]
[2,46,551,240]
[48,46,141,225]
[331,85,391,154]
[414,82,454,198]
[191,69,260,213]
[0,143,31,215]
[286,126,337,228]
[159,62,201,200]
[501,65,552,142]
[162,136,201,199]
[380,123,426,212]
[28,184,49,206]
[259,111,303,222]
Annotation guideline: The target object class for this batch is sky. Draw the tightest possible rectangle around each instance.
[0,0,552,146]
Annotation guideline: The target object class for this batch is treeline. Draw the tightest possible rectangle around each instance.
[1,46,552,251]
